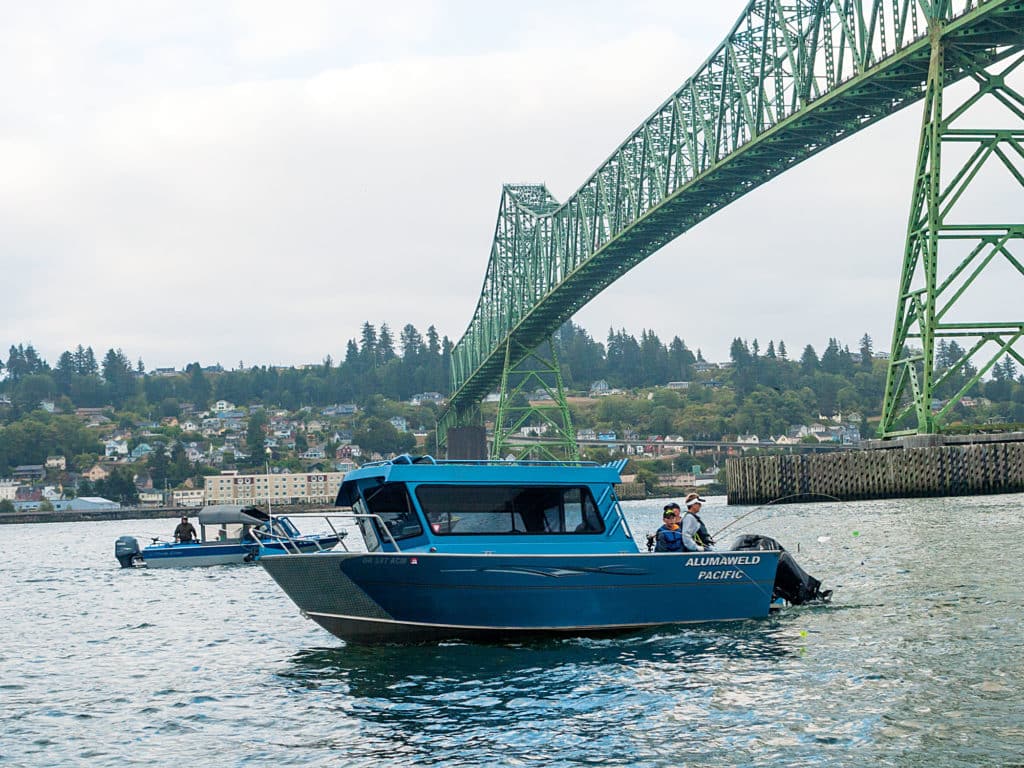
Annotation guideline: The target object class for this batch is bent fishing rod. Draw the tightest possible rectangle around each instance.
[712,492,842,540]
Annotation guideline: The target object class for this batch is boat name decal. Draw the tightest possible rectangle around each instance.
[697,569,747,581]
[686,555,760,567]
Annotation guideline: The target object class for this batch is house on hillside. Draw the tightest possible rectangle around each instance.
[13,465,45,482]
[105,439,129,458]
[83,464,111,482]
[130,443,154,460]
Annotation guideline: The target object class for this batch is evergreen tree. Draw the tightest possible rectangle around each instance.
[185,363,211,407]
[821,338,843,374]
[639,330,669,385]
[378,324,397,362]
[360,323,378,366]
[54,351,76,394]
[246,408,269,459]
[730,338,756,396]
[859,333,874,370]
[344,339,359,365]
[400,324,424,360]
[148,445,170,488]
[102,348,135,405]
[426,325,441,356]
[668,336,695,380]
[6,345,27,382]
[800,345,819,374]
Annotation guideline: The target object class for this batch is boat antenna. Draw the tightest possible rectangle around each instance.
[265,448,273,520]
[712,492,842,540]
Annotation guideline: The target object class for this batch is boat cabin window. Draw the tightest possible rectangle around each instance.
[363,482,423,541]
[210,523,244,542]
[415,486,604,535]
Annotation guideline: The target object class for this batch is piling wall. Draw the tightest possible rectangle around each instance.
[726,437,1024,504]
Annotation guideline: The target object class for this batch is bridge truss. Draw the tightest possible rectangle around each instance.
[880,41,1024,436]
[438,0,1024,451]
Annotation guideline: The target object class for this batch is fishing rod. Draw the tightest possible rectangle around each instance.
[712,492,842,540]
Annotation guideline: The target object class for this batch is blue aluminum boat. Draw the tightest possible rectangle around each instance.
[258,456,809,643]
[115,505,344,568]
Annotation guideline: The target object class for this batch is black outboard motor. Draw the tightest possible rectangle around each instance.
[731,534,831,605]
[115,536,143,568]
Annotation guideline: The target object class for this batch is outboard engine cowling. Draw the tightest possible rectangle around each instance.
[115,536,142,568]
[731,534,831,605]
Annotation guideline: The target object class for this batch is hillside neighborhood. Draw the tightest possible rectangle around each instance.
[1,379,868,515]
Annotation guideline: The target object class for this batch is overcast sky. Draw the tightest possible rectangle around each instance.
[3,1,1020,371]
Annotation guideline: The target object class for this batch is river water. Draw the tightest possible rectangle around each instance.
[1,495,1021,767]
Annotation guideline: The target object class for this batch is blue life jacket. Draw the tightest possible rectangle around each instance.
[654,524,684,552]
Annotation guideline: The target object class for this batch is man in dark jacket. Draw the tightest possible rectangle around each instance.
[174,516,198,543]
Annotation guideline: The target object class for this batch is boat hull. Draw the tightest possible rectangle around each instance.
[141,537,341,568]
[259,550,781,642]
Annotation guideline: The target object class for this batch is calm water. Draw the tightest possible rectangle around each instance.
[1,495,1022,767]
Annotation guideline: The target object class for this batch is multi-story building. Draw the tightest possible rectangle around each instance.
[172,488,205,507]
[204,470,346,506]
[0,479,19,502]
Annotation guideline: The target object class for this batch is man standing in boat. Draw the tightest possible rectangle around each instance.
[174,515,197,544]
[681,493,714,551]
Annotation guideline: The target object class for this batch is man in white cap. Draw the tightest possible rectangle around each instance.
[681,493,714,551]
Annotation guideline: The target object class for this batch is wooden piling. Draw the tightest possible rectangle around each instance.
[726,434,1024,504]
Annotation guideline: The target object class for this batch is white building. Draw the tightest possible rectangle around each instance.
[104,439,129,458]
[0,479,18,502]
[172,489,205,507]
[203,470,347,506]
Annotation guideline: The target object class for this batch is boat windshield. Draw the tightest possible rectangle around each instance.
[415,485,604,535]
[364,482,424,541]
[269,517,300,538]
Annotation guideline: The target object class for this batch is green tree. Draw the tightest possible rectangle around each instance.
[354,417,415,456]
[185,363,212,407]
[13,374,56,412]
[102,348,136,405]
[246,408,269,459]
[95,466,140,505]
[859,333,874,371]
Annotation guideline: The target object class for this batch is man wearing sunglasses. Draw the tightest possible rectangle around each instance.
[680,493,714,552]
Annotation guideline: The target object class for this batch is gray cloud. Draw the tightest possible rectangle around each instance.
[2,2,1019,371]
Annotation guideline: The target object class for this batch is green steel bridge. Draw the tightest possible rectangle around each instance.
[438,0,1024,454]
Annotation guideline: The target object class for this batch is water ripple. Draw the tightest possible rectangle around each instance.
[1,500,1022,766]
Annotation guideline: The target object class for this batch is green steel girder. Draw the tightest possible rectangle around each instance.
[439,0,1024,441]
[879,41,1024,437]
[492,338,580,462]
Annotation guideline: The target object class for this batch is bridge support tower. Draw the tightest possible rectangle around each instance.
[492,338,579,462]
[880,25,1024,438]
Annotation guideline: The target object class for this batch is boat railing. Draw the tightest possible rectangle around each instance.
[256,510,402,554]
[359,453,605,469]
